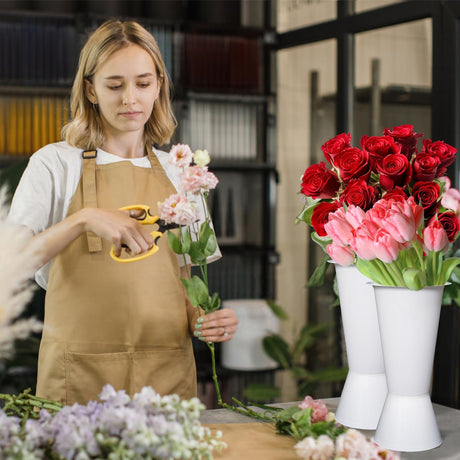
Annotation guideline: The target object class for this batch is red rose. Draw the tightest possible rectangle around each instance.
[340,179,379,211]
[300,162,340,199]
[361,135,401,167]
[334,147,370,182]
[321,133,352,165]
[383,124,423,159]
[421,139,456,175]
[381,188,409,203]
[411,181,441,219]
[412,153,441,181]
[437,211,460,242]
[311,201,340,236]
[377,153,412,191]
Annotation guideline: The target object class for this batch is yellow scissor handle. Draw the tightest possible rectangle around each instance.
[110,204,162,263]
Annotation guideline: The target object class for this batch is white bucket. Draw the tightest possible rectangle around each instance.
[221,299,280,371]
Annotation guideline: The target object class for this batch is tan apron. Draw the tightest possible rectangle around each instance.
[36,149,197,405]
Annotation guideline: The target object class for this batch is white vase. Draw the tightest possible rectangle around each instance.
[373,284,444,452]
[334,264,388,429]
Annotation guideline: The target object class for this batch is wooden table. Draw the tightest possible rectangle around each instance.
[201,398,460,459]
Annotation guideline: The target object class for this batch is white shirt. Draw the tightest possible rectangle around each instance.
[8,141,220,289]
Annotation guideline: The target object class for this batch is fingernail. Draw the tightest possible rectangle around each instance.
[198,337,206,341]
[194,331,202,336]
[197,317,204,323]
[195,323,202,329]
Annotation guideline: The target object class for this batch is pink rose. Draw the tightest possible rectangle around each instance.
[321,132,352,165]
[441,187,460,216]
[298,396,329,423]
[169,143,193,168]
[423,220,450,252]
[327,242,355,266]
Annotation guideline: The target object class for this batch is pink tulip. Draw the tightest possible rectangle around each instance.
[406,196,424,230]
[423,220,450,252]
[324,208,354,245]
[350,227,376,260]
[344,205,366,229]
[373,229,401,263]
[384,212,416,243]
[441,187,460,216]
[327,242,355,266]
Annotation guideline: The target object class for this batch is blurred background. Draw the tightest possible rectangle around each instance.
[0,0,458,409]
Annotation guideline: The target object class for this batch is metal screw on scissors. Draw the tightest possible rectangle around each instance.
[109,204,179,263]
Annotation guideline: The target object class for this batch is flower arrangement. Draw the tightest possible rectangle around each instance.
[297,125,460,290]
[0,385,226,459]
[0,188,42,359]
[157,144,224,402]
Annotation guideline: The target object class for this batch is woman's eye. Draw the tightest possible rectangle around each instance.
[138,82,151,88]
[108,85,122,90]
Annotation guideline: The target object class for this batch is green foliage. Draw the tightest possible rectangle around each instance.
[306,255,331,287]
[265,300,289,320]
[243,384,281,403]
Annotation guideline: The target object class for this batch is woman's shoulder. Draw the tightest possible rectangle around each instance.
[30,141,83,170]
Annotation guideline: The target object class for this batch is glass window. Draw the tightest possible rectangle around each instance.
[354,19,432,140]
[277,0,336,33]
[355,0,403,14]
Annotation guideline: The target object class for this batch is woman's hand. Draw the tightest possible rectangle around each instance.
[193,308,239,343]
[81,207,154,257]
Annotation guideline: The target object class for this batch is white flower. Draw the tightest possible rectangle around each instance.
[295,435,335,460]
[193,149,210,166]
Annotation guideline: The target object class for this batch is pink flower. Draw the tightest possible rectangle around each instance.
[158,193,198,226]
[294,435,335,460]
[180,166,219,194]
[350,225,377,260]
[298,396,328,423]
[344,205,366,229]
[441,187,460,216]
[335,429,381,459]
[423,220,450,253]
[327,243,355,266]
[169,143,193,168]
[373,229,402,263]
[324,208,354,245]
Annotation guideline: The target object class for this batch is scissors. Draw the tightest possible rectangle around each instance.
[110,204,179,263]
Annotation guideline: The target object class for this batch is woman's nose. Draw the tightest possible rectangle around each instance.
[122,85,135,105]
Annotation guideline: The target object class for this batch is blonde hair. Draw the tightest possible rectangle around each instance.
[62,19,176,149]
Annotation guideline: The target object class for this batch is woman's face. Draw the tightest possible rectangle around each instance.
[85,44,161,139]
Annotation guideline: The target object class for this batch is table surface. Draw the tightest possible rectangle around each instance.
[200,398,460,460]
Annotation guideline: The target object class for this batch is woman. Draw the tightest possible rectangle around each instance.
[8,19,238,405]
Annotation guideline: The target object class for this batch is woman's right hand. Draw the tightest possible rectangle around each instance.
[81,207,154,257]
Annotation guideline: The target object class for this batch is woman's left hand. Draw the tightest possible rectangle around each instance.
[193,308,238,343]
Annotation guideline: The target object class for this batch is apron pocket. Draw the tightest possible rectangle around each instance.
[65,351,132,405]
[133,348,197,400]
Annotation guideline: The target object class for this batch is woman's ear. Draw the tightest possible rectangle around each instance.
[84,78,97,105]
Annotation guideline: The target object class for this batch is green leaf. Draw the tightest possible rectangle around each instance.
[262,334,292,369]
[243,384,281,403]
[402,267,426,291]
[439,257,460,286]
[167,230,184,254]
[304,366,349,383]
[181,228,192,253]
[355,259,387,285]
[295,198,320,225]
[199,221,217,257]
[208,291,221,311]
[290,366,311,379]
[188,241,206,264]
[310,232,332,253]
[181,276,209,307]
[306,255,331,287]
[265,300,289,321]
[291,324,321,361]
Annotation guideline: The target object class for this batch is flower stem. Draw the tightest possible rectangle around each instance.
[207,342,222,406]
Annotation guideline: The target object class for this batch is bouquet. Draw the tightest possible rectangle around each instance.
[297,124,460,290]
[0,385,226,459]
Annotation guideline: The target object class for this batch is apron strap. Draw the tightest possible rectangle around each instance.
[82,150,103,253]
